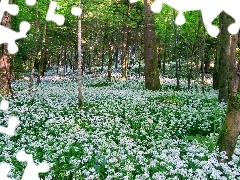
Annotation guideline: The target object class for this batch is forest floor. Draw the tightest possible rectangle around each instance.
[0,69,240,179]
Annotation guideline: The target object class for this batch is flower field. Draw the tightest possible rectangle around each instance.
[0,72,239,180]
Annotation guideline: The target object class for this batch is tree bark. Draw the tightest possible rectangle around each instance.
[114,48,119,69]
[217,33,240,162]
[201,27,206,94]
[29,0,39,92]
[218,12,233,102]
[121,24,129,80]
[213,33,220,90]
[107,44,113,81]
[78,14,83,108]
[143,0,161,90]
[0,3,13,96]
[173,9,180,91]
[37,23,47,85]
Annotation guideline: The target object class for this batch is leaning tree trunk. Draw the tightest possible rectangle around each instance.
[0,5,13,96]
[217,33,240,162]
[143,0,161,90]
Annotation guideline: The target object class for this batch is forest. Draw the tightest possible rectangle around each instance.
[0,0,240,179]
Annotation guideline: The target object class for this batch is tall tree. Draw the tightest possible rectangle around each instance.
[121,24,129,80]
[0,0,13,96]
[173,9,180,91]
[213,27,220,90]
[78,7,83,108]
[201,27,206,94]
[29,0,39,91]
[37,22,47,85]
[107,41,114,81]
[218,13,233,102]
[143,0,161,90]
[217,33,239,162]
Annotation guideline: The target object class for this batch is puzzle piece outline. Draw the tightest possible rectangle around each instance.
[71,6,82,16]
[0,0,35,54]
[0,116,20,136]
[46,1,82,26]
[0,21,30,54]
[16,150,50,180]
[0,0,36,21]
[0,0,83,54]
[0,99,9,111]
[0,0,19,22]
[0,99,50,179]
[0,163,14,180]
[0,150,50,180]
[0,100,20,136]
[46,1,65,26]
[25,0,36,6]
[131,0,240,37]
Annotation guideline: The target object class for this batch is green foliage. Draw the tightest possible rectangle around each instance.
[184,134,217,152]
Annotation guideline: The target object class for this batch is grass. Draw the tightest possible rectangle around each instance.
[0,71,239,180]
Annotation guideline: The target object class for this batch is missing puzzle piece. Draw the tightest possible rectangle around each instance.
[0,163,14,180]
[16,150,49,180]
[0,21,30,54]
[0,0,19,21]
[0,0,36,21]
[0,150,50,180]
[134,0,240,37]
[71,7,82,16]
[0,99,9,111]
[0,99,20,136]
[46,1,65,25]
[25,0,36,6]
[0,116,20,136]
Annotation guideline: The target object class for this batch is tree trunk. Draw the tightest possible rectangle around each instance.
[64,48,67,74]
[101,51,105,73]
[37,22,47,84]
[201,27,206,94]
[157,45,161,70]
[195,43,200,93]
[93,48,97,75]
[0,4,13,96]
[143,0,161,90]
[78,15,83,108]
[173,10,180,91]
[213,34,220,90]
[114,48,119,69]
[29,0,39,92]
[107,45,113,81]
[188,13,201,91]
[218,12,233,102]
[217,33,240,162]
[87,45,92,74]
[59,47,63,78]
[121,25,128,80]
[186,47,190,91]
[57,46,63,75]
[138,37,143,78]
[204,59,211,73]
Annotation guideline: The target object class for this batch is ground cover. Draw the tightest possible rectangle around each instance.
[0,73,239,179]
